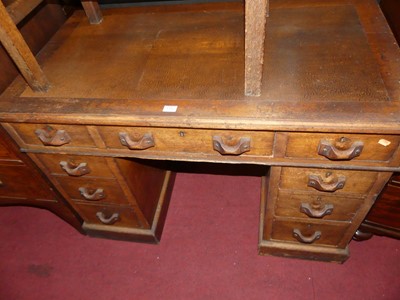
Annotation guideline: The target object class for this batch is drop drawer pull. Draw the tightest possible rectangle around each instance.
[35,126,71,146]
[60,161,91,176]
[300,202,334,218]
[96,212,120,225]
[308,173,346,192]
[293,228,321,244]
[78,187,105,201]
[318,137,364,160]
[212,136,251,155]
[119,132,155,150]
[0,179,3,186]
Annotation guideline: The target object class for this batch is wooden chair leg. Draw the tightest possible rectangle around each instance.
[81,0,103,24]
[6,0,43,24]
[245,0,269,97]
[0,1,50,92]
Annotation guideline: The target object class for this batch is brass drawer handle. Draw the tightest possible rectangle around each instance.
[212,136,251,155]
[308,172,346,192]
[119,132,155,150]
[293,228,321,244]
[300,200,334,218]
[35,126,71,146]
[318,137,364,160]
[0,179,3,186]
[96,212,120,225]
[60,161,91,176]
[78,187,105,201]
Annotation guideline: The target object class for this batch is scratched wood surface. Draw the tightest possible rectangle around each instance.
[0,0,399,133]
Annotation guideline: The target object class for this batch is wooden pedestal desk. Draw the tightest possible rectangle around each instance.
[1,0,400,262]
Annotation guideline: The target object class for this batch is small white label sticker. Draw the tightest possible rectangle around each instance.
[378,139,391,147]
[163,105,178,113]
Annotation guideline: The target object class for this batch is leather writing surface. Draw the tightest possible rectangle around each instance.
[261,5,388,102]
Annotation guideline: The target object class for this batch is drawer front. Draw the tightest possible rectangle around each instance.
[274,191,365,221]
[0,164,56,200]
[97,126,274,157]
[285,133,400,162]
[280,167,379,195]
[271,219,350,246]
[0,137,17,160]
[36,154,114,178]
[56,177,130,205]
[9,123,97,148]
[75,203,144,228]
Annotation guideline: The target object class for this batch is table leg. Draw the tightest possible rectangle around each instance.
[81,0,103,24]
[245,0,269,96]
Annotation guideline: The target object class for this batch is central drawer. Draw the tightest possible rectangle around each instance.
[6,123,275,159]
[97,126,275,157]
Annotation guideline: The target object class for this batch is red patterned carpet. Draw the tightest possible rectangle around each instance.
[1,172,399,299]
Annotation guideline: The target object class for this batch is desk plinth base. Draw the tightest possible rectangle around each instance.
[258,240,349,263]
[83,223,164,244]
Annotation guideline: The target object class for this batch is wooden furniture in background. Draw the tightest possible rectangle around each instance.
[0,1,67,90]
[356,174,400,240]
[0,0,82,230]
[0,0,399,262]
[0,0,103,92]
[0,0,50,91]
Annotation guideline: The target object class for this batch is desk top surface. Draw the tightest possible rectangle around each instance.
[1,0,399,133]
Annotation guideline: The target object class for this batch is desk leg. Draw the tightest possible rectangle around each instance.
[81,0,103,24]
[245,0,269,96]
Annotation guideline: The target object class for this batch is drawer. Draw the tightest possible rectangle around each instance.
[56,176,130,205]
[0,164,56,200]
[97,126,275,157]
[75,203,144,228]
[9,123,97,148]
[270,219,350,247]
[36,154,114,178]
[285,133,400,162]
[274,190,365,221]
[0,137,18,160]
[280,167,379,195]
